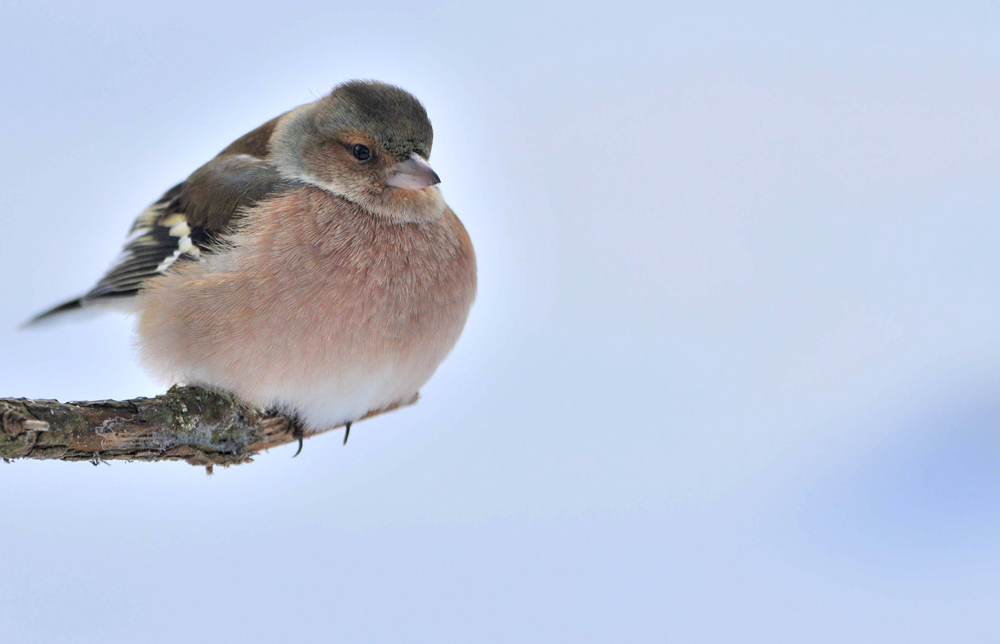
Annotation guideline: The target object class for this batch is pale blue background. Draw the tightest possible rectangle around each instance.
[1,1,999,641]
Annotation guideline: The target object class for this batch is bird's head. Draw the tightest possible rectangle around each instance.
[271,80,445,222]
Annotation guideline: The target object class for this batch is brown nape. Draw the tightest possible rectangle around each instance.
[217,114,284,158]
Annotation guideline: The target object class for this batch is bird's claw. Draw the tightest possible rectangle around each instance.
[261,413,305,456]
[292,420,305,458]
[264,412,350,453]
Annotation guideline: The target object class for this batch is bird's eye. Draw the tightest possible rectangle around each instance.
[352,144,371,161]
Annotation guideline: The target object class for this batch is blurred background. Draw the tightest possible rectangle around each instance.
[2,1,999,641]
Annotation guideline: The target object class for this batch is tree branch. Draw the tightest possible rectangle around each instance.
[0,386,417,468]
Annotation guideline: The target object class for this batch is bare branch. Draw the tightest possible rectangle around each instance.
[0,386,417,467]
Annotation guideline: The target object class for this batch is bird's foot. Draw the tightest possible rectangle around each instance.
[261,412,307,457]
[291,416,306,457]
[343,421,352,445]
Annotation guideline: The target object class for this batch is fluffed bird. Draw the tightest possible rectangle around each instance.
[27,80,477,437]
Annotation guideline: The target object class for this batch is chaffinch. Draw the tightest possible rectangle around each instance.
[28,80,477,444]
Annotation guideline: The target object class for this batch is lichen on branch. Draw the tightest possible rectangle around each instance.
[0,386,416,467]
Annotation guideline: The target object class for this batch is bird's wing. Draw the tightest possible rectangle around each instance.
[81,153,289,304]
[24,117,291,326]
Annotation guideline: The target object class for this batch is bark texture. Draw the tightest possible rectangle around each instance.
[0,386,416,467]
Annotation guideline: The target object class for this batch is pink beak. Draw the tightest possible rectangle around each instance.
[386,153,441,190]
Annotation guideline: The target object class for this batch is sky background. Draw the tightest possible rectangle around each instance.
[1,1,1000,641]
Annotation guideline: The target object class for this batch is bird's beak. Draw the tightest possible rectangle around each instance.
[386,153,441,190]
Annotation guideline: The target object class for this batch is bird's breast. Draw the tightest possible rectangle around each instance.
[135,186,476,425]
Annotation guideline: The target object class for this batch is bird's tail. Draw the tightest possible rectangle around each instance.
[20,297,86,329]
[21,294,137,329]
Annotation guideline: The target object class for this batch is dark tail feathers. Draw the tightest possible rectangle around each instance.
[21,297,84,329]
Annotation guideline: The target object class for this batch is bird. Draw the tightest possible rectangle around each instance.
[26,80,477,446]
